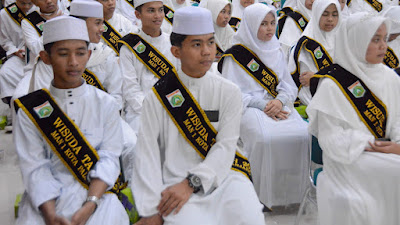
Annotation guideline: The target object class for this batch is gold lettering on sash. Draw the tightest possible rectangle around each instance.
[363,99,385,137]
[233,158,251,176]
[183,107,216,151]
[148,50,170,76]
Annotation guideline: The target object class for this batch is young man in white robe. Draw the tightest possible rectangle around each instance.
[14,15,129,225]
[131,6,265,225]
[119,0,179,132]
[0,0,35,114]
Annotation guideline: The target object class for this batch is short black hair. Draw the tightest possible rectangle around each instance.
[44,41,89,55]
[170,32,188,47]
[70,15,89,21]
[135,5,143,13]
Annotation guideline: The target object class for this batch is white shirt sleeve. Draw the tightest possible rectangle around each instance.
[102,54,123,110]
[22,19,43,57]
[0,11,21,55]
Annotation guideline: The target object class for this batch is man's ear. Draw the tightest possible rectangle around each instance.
[40,50,51,65]
[170,46,181,59]
[135,10,141,20]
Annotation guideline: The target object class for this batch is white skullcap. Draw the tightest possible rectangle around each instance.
[134,0,163,8]
[70,0,103,18]
[43,16,89,45]
[172,6,214,35]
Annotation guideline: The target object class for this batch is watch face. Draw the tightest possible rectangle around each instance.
[191,175,202,187]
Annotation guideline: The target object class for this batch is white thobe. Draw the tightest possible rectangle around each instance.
[101,12,138,51]
[221,57,309,208]
[348,0,399,14]
[14,82,129,225]
[0,6,34,98]
[131,69,264,224]
[119,29,179,132]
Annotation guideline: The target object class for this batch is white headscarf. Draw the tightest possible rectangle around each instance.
[302,0,342,56]
[231,0,259,19]
[294,0,312,20]
[199,0,235,51]
[383,6,400,34]
[164,0,190,10]
[282,0,296,8]
[308,13,400,136]
[233,3,285,77]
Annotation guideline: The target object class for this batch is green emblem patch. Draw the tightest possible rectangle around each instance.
[299,18,305,27]
[166,11,174,19]
[166,89,185,108]
[247,59,260,72]
[133,41,146,54]
[10,5,18,13]
[348,81,366,98]
[314,47,323,59]
[34,101,54,119]
[103,24,108,32]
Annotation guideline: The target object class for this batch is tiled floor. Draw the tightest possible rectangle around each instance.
[0,128,319,225]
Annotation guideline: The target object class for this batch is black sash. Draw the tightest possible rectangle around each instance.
[216,44,224,58]
[82,69,107,92]
[291,36,333,89]
[4,3,26,26]
[24,11,46,36]
[228,17,241,32]
[153,70,252,181]
[364,0,383,12]
[102,21,122,55]
[383,46,399,69]
[347,0,352,6]
[218,44,279,98]
[124,0,135,9]
[14,89,126,194]
[164,5,174,26]
[310,64,387,138]
[118,33,175,79]
[395,67,400,75]
[277,11,308,38]
[278,7,293,16]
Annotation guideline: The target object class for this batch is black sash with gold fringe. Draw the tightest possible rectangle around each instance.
[4,3,26,26]
[118,33,175,79]
[164,5,174,25]
[216,44,224,58]
[82,69,107,92]
[278,7,293,16]
[102,21,122,55]
[277,11,308,38]
[24,11,46,36]
[14,89,126,194]
[311,64,387,138]
[229,17,241,32]
[152,70,252,181]
[383,46,399,69]
[364,0,383,12]
[125,0,134,9]
[218,44,279,98]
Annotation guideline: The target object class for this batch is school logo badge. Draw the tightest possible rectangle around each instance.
[235,21,241,29]
[314,47,323,59]
[34,101,53,119]
[247,59,259,72]
[298,18,305,27]
[133,41,146,54]
[348,80,366,98]
[166,10,174,19]
[103,24,108,32]
[37,21,44,31]
[9,5,18,13]
[166,89,185,108]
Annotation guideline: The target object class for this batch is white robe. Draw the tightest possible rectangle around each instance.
[119,29,179,132]
[387,36,400,69]
[0,6,35,98]
[116,0,141,27]
[14,82,129,225]
[131,69,264,224]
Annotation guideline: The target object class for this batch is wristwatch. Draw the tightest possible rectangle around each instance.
[82,196,100,212]
[186,173,202,193]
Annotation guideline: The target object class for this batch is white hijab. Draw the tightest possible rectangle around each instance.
[231,0,258,19]
[383,6,400,34]
[233,3,286,77]
[302,0,342,56]
[199,0,235,51]
[164,0,190,10]
[294,0,312,20]
[308,13,400,139]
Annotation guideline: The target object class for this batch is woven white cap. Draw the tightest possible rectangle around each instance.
[172,6,214,35]
[134,0,163,8]
[43,16,89,45]
[70,0,103,18]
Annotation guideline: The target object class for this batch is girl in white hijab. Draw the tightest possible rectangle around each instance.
[219,3,309,208]
[199,0,235,58]
[278,0,313,61]
[161,0,191,34]
[347,0,399,14]
[230,0,258,31]
[288,0,341,105]
[307,13,400,225]
[383,6,400,69]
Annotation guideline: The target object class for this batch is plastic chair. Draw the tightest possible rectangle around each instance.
[294,136,323,225]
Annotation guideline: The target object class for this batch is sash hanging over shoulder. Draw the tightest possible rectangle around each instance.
[152,70,253,181]
[216,44,224,58]
[102,21,122,55]
[383,46,399,69]
[125,0,134,9]
[364,0,383,12]
[82,69,107,92]
[24,11,46,36]
[277,11,308,38]
[218,44,279,98]
[278,7,293,16]
[5,3,26,26]
[164,5,174,25]
[291,36,333,89]
[118,33,175,79]
[14,89,126,194]
[228,17,241,32]
[310,64,388,139]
